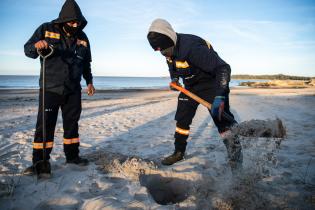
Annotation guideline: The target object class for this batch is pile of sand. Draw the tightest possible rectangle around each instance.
[87,151,156,180]
[234,118,286,138]
[87,150,201,205]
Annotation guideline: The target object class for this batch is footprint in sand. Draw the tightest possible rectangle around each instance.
[81,197,122,210]
[65,164,89,171]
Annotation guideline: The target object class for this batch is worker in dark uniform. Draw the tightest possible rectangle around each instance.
[147,19,242,166]
[23,0,95,175]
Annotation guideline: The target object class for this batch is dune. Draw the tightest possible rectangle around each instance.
[240,79,315,88]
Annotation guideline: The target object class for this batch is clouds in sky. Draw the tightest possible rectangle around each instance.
[0,0,314,76]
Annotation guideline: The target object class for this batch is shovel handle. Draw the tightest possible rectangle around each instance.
[170,82,212,109]
[37,45,53,162]
[37,45,54,59]
[169,82,236,123]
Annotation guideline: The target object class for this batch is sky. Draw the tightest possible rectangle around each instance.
[0,0,314,77]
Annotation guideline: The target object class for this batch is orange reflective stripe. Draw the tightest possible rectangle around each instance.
[175,61,189,69]
[45,31,60,39]
[175,127,190,135]
[64,138,80,145]
[33,142,54,149]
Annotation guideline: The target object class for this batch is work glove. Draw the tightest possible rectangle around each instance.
[211,96,225,121]
[170,78,181,91]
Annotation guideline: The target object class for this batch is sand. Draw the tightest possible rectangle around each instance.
[0,87,314,209]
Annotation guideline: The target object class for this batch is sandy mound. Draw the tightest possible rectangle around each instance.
[87,151,156,180]
[87,151,201,205]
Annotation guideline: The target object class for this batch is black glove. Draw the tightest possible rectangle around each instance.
[170,78,181,91]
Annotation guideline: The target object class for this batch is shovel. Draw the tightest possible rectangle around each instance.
[169,82,236,123]
[169,82,286,138]
[35,45,54,179]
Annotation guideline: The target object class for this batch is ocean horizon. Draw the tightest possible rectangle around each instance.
[0,75,264,90]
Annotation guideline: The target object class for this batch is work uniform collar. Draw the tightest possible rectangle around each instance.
[171,33,180,60]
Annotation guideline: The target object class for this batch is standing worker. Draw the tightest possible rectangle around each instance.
[24,0,95,176]
[147,19,242,166]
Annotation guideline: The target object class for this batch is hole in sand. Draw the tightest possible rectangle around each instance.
[139,174,191,205]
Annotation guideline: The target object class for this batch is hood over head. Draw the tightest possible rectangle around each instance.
[53,0,87,30]
[147,19,177,50]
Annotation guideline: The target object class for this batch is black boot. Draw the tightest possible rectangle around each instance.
[35,160,51,178]
[161,151,185,165]
[66,156,89,166]
[24,161,51,178]
[23,165,36,176]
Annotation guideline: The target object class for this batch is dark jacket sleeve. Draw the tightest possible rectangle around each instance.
[24,24,45,59]
[188,44,230,95]
[82,37,93,85]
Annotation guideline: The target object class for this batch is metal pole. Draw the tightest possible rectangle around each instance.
[37,46,54,162]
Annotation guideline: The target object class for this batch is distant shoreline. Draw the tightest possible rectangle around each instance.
[232,74,314,80]
[0,88,170,94]
[1,86,314,94]
[0,74,314,90]
[0,75,170,78]
[0,75,262,89]
[0,74,314,79]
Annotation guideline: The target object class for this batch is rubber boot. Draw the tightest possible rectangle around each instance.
[23,161,51,179]
[23,161,52,178]
[161,150,185,165]
[34,160,51,179]
[23,165,36,176]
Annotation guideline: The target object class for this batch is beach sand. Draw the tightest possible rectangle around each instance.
[0,87,314,209]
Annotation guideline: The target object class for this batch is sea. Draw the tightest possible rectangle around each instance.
[0,75,264,90]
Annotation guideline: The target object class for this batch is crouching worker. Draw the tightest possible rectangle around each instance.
[147,19,242,167]
[23,0,95,176]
